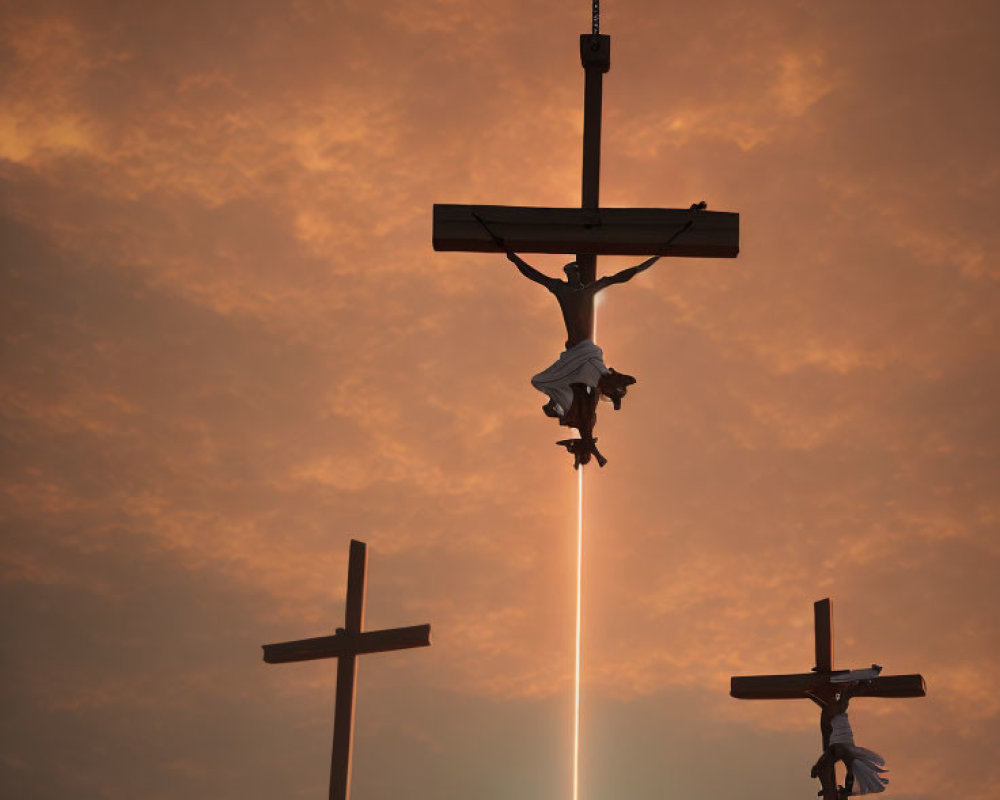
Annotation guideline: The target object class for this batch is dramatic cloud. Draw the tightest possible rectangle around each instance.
[2,1,998,799]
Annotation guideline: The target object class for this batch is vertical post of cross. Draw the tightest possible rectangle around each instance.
[813,598,839,800]
[330,539,367,800]
[814,598,833,673]
[578,32,611,315]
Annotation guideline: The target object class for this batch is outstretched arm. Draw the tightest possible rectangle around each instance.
[507,251,558,288]
[592,218,697,290]
[592,255,661,290]
[472,211,557,289]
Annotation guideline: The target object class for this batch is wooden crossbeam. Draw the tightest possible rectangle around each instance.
[263,625,432,664]
[729,599,926,700]
[730,672,927,700]
[433,204,739,258]
[262,540,431,800]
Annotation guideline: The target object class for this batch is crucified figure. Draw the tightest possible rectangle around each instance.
[807,675,889,797]
[474,214,674,468]
[507,245,651,466]
[473,211,695,350]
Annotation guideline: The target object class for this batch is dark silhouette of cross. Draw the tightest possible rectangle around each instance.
[263,540,431,800]
[730,598,925,800]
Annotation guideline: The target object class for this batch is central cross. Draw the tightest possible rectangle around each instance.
[433,28,739,344]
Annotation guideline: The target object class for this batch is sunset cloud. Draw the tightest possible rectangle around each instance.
[2,2,997,799]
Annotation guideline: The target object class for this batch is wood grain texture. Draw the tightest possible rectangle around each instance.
[432,204,739,257]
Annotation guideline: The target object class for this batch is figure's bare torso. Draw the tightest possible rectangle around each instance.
[551,283,597,348]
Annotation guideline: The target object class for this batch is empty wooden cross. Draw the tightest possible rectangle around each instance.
[432,25,739,342]
[730,598,926,800]
[263,539,431,800]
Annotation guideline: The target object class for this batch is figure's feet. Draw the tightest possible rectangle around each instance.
[556,438,589,469]
[555,437,607,469]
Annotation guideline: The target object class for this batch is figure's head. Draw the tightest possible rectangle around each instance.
[563,262,583,286]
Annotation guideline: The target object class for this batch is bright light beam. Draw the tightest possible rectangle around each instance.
[573,307,595,800]
[573,463,583,800]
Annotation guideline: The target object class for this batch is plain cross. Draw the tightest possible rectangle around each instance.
[730,598,925,800]
[432,19,739,343]
[262,539,431,800]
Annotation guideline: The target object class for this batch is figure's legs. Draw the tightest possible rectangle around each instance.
[561,384,597,431]
[811,748,831,778]
[831,745,854,797]
[811,748,838,798]
[555,384,607,469]
[838,749,855,796]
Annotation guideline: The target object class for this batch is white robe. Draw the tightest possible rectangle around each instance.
[829,713,889,795]
[530,339,608,415]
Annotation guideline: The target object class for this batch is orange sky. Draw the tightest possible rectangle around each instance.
[2,1,998,798]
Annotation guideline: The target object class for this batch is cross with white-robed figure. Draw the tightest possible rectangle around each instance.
[432,8,739,469]
[731,598,926,799]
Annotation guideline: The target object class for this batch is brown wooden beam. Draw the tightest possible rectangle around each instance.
[432,204,739,258]
[344,539,367,633]
[262,624,432,664]
[330,539,365,800]
[730,672,926,700]
[852,674,927,698]
[579,33,610,213]
[576,33,609,302]
[814,598,833,672]
[731,672,829,699]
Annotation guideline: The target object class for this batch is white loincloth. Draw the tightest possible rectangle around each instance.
[829,713,889,795]
[829,712,856,746]
[530,339,608,415]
